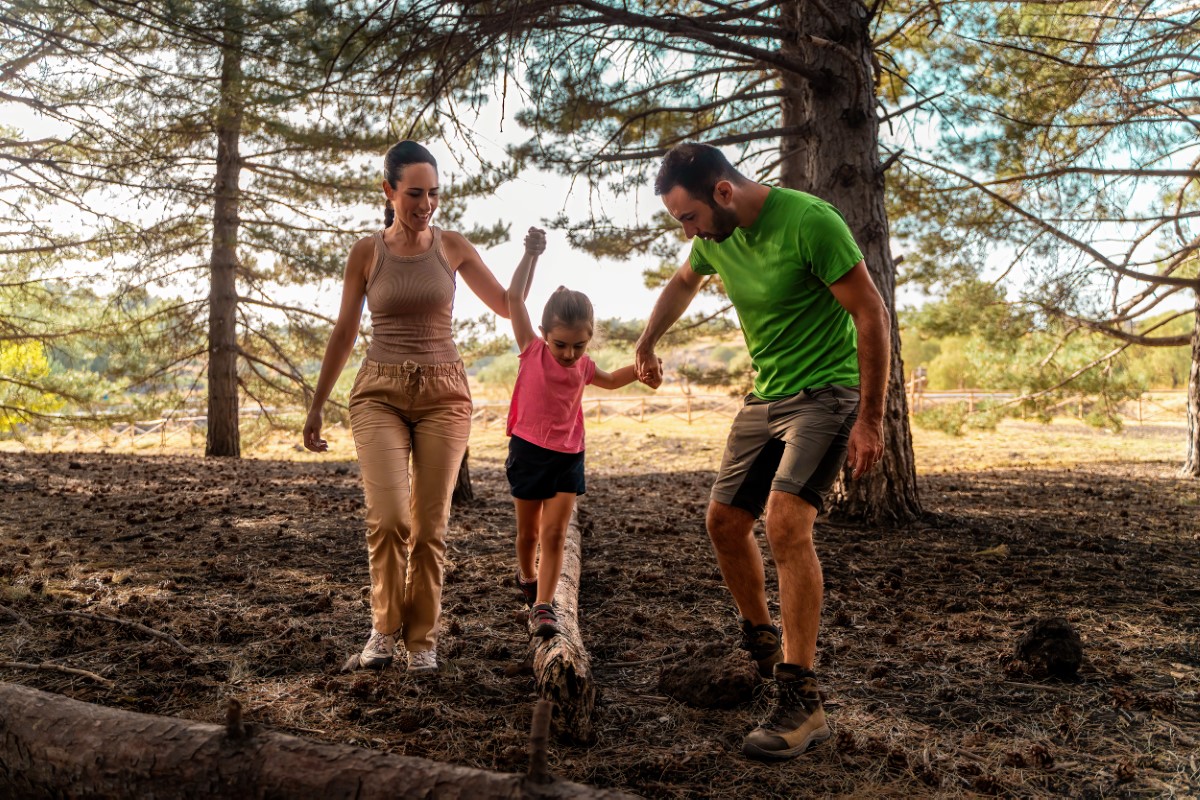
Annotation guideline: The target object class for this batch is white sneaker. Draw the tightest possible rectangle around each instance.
[358,630,395,670]
[407,649,438,674]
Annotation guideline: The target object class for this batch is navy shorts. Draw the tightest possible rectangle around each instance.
[506,435,586,500]
[711,385,859,517]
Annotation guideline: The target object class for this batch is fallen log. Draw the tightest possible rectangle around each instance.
[531,506,596,744]
[0,682,634,799]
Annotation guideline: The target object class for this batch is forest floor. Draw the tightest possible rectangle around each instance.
[1,416,1198,798]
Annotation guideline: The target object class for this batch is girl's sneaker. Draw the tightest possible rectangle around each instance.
[529,603,560,639]
[515,571,538,606]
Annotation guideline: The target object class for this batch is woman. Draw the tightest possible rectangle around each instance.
[304,140,544,673]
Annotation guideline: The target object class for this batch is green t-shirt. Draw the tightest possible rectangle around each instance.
[690,187,863,400]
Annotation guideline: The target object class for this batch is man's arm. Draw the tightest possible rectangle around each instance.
[828,260,891,479]
[634,261,705,387]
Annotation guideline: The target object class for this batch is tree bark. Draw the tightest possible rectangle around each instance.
[0,682,635,799]
[777,0,921,524]
[206,2,244,458]
[1183,290,1199,478]
[530,506,595,744]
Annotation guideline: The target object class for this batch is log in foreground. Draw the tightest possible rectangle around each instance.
[0,682,634,799]
[531,506,596,744]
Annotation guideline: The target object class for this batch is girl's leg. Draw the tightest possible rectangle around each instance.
[513,497,543,584]
[535,492,577,605]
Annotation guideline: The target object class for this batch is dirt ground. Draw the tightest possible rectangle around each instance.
[1,421,1199,798]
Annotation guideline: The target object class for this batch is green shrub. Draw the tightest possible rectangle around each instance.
[912,401,968,436]
[966,400,1007,431]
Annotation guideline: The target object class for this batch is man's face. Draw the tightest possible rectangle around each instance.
[662,184,739,242]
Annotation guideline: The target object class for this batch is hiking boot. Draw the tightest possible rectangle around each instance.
[515,571,538,606]
[739,618,783,677]
[742,663,831,761]
[407,649,438,674]
[357,629,395,670]
[529,602,560,639]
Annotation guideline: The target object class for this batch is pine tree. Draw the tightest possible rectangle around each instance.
[2,0,420,456]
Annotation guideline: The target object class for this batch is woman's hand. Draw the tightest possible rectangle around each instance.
[524,227,546,256]
[303,409,328,453]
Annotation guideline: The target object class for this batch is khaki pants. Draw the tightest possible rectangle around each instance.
[349,359,471,652]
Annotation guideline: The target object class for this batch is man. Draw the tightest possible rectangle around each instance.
[635,143,890,761]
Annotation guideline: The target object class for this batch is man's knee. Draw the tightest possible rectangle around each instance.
[706,500,755,543]
[764,492,818,548]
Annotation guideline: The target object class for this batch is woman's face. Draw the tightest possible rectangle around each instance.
[384,162,439,231]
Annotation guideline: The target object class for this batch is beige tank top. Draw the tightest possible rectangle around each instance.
[364,227,459,364]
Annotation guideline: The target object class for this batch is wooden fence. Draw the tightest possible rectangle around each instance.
[906,386,1189,424]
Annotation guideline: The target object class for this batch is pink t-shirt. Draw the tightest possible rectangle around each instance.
[506,338,596,453]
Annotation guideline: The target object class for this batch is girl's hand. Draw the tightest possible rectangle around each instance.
[303,409,328,453]
[524,227,546,255]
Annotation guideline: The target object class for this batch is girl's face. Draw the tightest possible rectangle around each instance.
[383,162,439,231]
[540,323,592,368]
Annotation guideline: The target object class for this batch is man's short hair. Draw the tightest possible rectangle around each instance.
[654,143,743,203]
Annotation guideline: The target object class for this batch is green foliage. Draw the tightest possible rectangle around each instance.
[476,352,520,393]
[911,402,970,437]
[911,399,1009,437]
[0,341,64,431]
[455,315,514,363]
[1126,313,1194,390]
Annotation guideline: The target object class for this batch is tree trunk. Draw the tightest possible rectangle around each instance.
[531,506,595,744]
[452,447,474,505]
[777,0,921,524]
[1183,290,1200,478]
[206,3,244,458]
[0,682,634,799]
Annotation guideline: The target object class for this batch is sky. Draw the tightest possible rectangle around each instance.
[411,116,733,329]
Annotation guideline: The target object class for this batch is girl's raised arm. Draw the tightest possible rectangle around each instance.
[448,227,545,319]
[507,227,546,352]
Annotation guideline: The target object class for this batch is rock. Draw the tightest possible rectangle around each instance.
[1015,616,1083,679]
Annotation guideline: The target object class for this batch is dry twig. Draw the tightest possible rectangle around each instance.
[46,611,193,655]
[0,604,33,631]
[595,651,684,670]
[0,659,114,687]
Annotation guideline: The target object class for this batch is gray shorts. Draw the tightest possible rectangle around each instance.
[711,385,860,517]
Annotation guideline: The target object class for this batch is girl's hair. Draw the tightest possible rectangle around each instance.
[541,286,594,334]
[383,140,437,227]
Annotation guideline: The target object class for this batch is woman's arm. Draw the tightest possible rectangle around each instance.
[591,364,639,391]
[445,228,545,318]
[303,236,371,452]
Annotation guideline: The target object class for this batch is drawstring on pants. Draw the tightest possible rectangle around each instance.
[399,361,426,396]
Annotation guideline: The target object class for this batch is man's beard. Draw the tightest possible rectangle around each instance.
[708,203,739,242]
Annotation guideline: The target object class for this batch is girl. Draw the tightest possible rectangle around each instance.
[304,141,543,673]
[504,234,643,638]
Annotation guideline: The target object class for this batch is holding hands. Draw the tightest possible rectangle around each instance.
[635,346,663,389]
[524,227,546,256]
